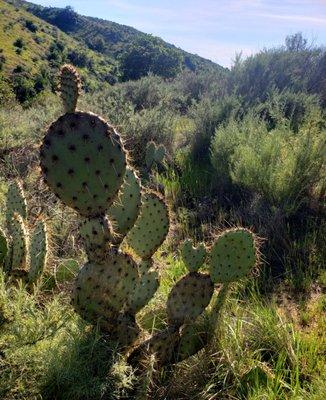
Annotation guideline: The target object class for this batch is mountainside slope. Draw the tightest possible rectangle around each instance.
[9,0,224,79]
[0,0,118,101]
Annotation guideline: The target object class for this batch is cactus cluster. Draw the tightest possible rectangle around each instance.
[129,228,258,365]
[40,65,259,364]
[0,181,48,285]
[40,65,170,348]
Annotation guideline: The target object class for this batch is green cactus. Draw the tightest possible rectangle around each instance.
[40,65,260,364]
[209,228,257,283]
[72,249,139,338]
[176,319,208,362]
[181,239,206,273]
[60,64,81,113]
[39,65,172,349]
[145,141,156,169]
[126,191,169,259]
[127,259,159,314]
[2,180,48,285]
[79,215,113,262]
[10,212,28,271]
[108,167,141,243]
[144,141,166,171]
[40,111,127,217]
[28,219,48,284]
[129,228,259,366]
[6,180,27,227]
[167,272,214,327]
[0,228,8,268]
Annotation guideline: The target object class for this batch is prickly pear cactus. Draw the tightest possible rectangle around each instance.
[145,141,156,169]
[79,215,113,262]
[108,168,141,242]
[39,65,172,349]
[209,228,257,283]
[10,213,28,271]
[60,64,81,113]
[181,239,206,273]
[2,180,48,284]
[6,181,27,227]
[167,273,214,327]
[0,228,8,268]
[176,320,208,362]
[72,250,139,330]
[130,228,259,366]
[145,141,166,170]
[40,112,127,216]
[126,192,169,259]
[127,259,159,314]
[39,65,260,365]
[28,220,48,284]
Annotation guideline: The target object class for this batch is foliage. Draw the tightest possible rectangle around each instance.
[210,113,325,216]
[119,36,183,80]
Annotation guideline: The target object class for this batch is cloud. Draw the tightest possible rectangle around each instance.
[255,13,326,26]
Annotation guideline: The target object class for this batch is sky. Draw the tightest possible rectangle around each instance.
[30,0,326,67]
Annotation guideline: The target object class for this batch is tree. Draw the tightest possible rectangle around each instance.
[120,36,182,80]
[285,32,308,52]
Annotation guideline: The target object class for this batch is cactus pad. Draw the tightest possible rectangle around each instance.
[108,168,141,242]
[209,228,257,283]
[167,273,214,327]
[28,220,48,284]
[40,112,127,216]
[10,213,28,270]
[154,144,166,164]
[176,320,208,362]
[109,313,141,347]
[128,326,179,366]
[145,141,156,169]
[181,239,206,272]
[72,250,139,325]
[0,228,8,268]
[80,215,113,261]
[6,180,27,225]
[128,260,159,314]
[126,191,169,259]
[145,142,166,169]
[60,64,81,113]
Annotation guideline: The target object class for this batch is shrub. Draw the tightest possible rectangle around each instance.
[210,115,325,215]
[256,90,321,133]
[0,74,15,106]
[189,96,242,161]
[25,19,38,32]
[13,37,25,49]
[67,49,92,68]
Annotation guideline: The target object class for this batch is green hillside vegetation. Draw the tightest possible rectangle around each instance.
[16,0,222,78]
[0,0,118,102]
[0,6,325,398]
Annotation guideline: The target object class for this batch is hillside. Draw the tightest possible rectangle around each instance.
[0,0,119,102]
[8,0,224,79]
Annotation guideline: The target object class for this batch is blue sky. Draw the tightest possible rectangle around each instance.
[31,0,326,67]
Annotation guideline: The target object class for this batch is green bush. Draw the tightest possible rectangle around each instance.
[189,96,242,161]
[13,37,25,49]
[25,19,38,33]
[210,114,325,215]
